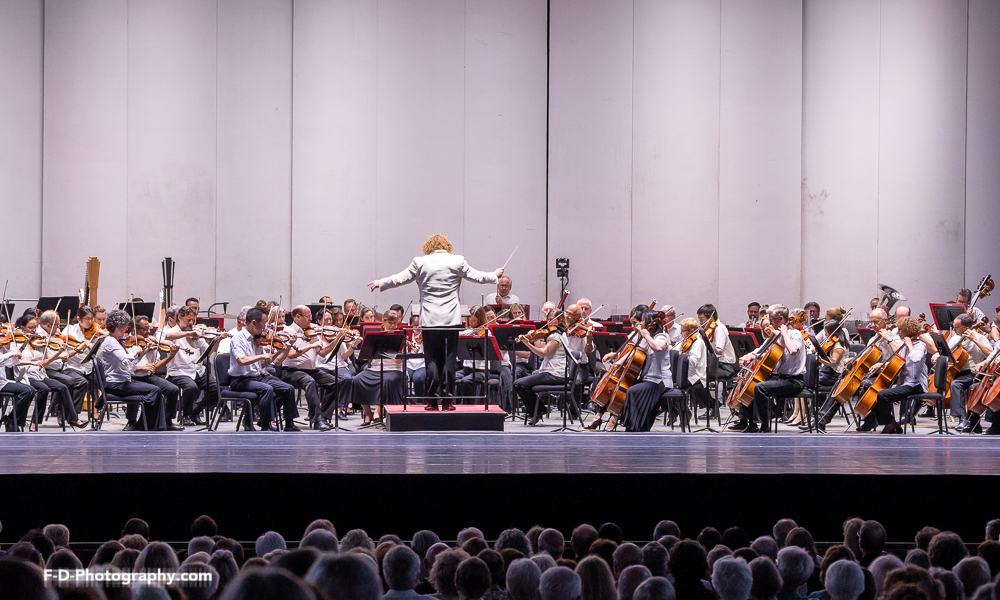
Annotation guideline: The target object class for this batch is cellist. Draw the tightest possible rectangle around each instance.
[585,305,646,429]
[514,303,592,426]
[945,313,993,432]
[614,310,674,432]
[733,304,805,433]
[872,316,927,434]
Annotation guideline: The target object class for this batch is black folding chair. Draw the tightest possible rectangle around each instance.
[905,355,952,435]
[92,360,149,431]
[661,350,691,431]
[210,353,258,432]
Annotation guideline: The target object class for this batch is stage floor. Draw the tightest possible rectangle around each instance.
[1,428,996,476]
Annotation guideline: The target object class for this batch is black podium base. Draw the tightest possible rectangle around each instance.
[384,405,506,432]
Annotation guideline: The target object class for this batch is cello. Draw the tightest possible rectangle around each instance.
[967,347,1000,416]
[590,300,657,417]
[830,320,892,405]
[726,312,805,408]
[854,318,926,418]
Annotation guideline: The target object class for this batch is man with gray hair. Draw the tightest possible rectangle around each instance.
[633,577,676,600]
[43,524,70,548]
[383,545,435,599]
[824,560,865,600]
[776,546,814,600]
[308,554,383,600]
[712,557,752,600]
[619,565,652,600]
[537,529,565,561]
[507,558,542,600]
[953,557,991,599]
[772,520,798,548]
[540,566,581,600]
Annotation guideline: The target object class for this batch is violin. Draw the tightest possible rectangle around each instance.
[256,329,297,350]
[195,324,224,340]
[83,322,110,339]
[566,320,594,338]
[123,334,193,354]
[517,322,562,343]
[703,317,718,341]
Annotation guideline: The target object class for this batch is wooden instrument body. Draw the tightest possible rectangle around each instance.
[831,343,882,404]
[967,362,1000,415]
[591,341,648,417]
[855,353,905,417]
[927,343,968,408]
[727,338,783,407]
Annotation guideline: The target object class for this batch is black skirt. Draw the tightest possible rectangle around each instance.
[619,380,666,432]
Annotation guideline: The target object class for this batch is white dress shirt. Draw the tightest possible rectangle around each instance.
[0,346,19,388]
[281,323,319,370]
[713,323,737,364]
[228,329,265,378]
[678,336,706,386]
[642,333,673,387]
[98,337,143,384]
[772,329,807,376]
[166,329,209,380]
[485,292,520,305]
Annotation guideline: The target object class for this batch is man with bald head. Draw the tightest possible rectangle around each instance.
[278,304,345,430]
[514,304,594,426]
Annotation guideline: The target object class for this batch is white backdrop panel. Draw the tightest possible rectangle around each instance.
[291,0,377,309]
[126,0,217,306]
[374,0,467,311]
[462,0,548,311]
[216,0,293,311]
[0,0,43,301]
[965,0,1000,318]
[718,0,803,321]
[548,0,633,314]
[877,0,968,312]
[42,0,128,304]
[801,0,880,316]
[631,0,721,318]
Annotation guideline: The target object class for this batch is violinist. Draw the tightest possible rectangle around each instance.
[738,302,762,329]
[946,313,993,432]
[217,306,249,355]
[97,309,168,431]
[673,317,707,427]
[510,303,527,322]
[662,306,681,345]
[279,305,344,431]
[577,298,604,331]
[227,307,299,432]
[515,303,593,426]
[539,301,557,322]
[359,307,377,323]
[872,316,928,434]
[352,305,407,424]
[130,316,185,431]
[614,310,674,432]
[457,305,490,401]
[407,315,427,399]
[696,304,737,379]
[784,308,811,427]
[816,308,849,386]
[167,306,226,426]
[62,306,101,374]
[12,314,80,431]
[368,234,502,411]
[735,304,806,433]
[0,326,33,432]
[316,309,361,419]
[38,310,89,415]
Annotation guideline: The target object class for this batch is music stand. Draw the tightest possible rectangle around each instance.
[927,331,954,362]
[491,324,534,416]
[592,332,627,357]
[0,302,13,322]
[37,296,81,326]
[356,332,405,427]
[929,303,969,331]
[456,334,503,410]
[856,328,874,345]
[729,332,758,360]
[599,321,624,333]
[321,335,352,431]
[745,328,765,346]
[118,302,156,322]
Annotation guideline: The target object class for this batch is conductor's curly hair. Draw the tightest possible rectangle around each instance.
[421,234,453,255]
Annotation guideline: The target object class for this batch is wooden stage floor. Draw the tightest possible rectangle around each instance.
[1,429,996,476]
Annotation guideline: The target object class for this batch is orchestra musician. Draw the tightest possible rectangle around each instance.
[457,305,490,402]
[316,309,361,419]
[407,315,427,400]
[614,310,674,432]
[509,303,527,322]
[784,308,811,426]
[871,316,927,434]
[130,316,185,431]
[585,305,647,430]
[486,276,519,305]
[696,304,738,380]
[804,302,821,327]
[97,309,168,431]
[516,303,593,426]
[0,319,39,431]
[734,304,806,433]
[227,307,299,432]
[945,313,994,432]
[217,306,249,355]
[351,304,406,424]
[673,317,706,427]
[577,298,604,331]
[12,314,81,431]
[165,306,225,426]
[368,234,502,411]
[992,314,1000,344]
[966,349,1000,435]
[738,302,762,329]
[38,310,89,415]
[539,301,557,322]
[662,306,681,345]
[956,288,987,323]
[280,305,348,431]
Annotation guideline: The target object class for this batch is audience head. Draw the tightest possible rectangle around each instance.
[930,568,963,600]
[0,561,47,600]
[785,528,818,558]
[613,543,643,577]
[43,523,70,548]
[383,545,422,591]
[709,545,735,571]
[307,554,382,600]
[773,520,798,549]
[496,528,532,557]
[301,529,339,553]
[618,565,653,600]
[819,545,857,587]
[633,577,676,600]
[533,554,559,574]
[985,520,1000,542]
[93,540,126,566]
[539,528,567,560]
[178,562,219,600]
[463,537,489,556]
[905,549,931,570]
[254,532,287,559]
[916,527,942,551]
[210,549,240,594]
[825,560,865,600]
[699,527,723,551]
[928,532,968,570]
[411,529,441,560]
[657,536,680,552]
[112,548,140,571]
[273,548,321,579]
[668,539,709,582]
[477,549,504,588]
[188,536,215,557]
[120,533,148,551]
[749,557,783,600]
[425,542,450,576]
[456,556,492,600]
[589,539,618,570]
[123,518,151,539]
[869,555,905,598]
[953,557,990,598]
[18,530,55,561]
[575,555,616,600]
[641,542,669,577]
[653,521,681,540]
[599,523,624,546]
[859,521,887,557]
[722,527,751,551]
[191,515,219,538]
[5,541,44,569]
[527,527,546,554]
[976,541,1000,578]
[136,541,180,571]
[882,565,945,600]
[341,529,375,553]
[214,538,244,566]
[221,566,317,600]
[540,566,582,600]
[507,558,543,600]
[843,519,865,560]
[458,527,485,547]
[735,548,760,564]
[712,557,753,600]
[431,548,471,599]
[303,518,337,538]
[46,548,83,571]
[572,525,600,561]
[777,546,814,593]
[751,537,779,561]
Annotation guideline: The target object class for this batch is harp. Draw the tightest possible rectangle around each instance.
[81,257,100,308]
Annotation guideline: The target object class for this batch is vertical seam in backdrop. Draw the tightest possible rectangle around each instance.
[963,0,970,285]
[39,0,45,295]
[125,0,130,296]
[876,0,881,285]
[630,0,635,306]
[290,0,295,305]
[214,0,219,306]
[544,0,551,300]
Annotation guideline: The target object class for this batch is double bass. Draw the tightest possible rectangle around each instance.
[726,312,805,408]
[590,300,657,417]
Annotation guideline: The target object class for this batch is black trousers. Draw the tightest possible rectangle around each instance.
[136,375,181,424]
[167,370,212,418]
[280,367,338,421]
[230,374,297,427]
[318,366,354,410]
[752,376,804,430]
[513,372,564,416]
[422,328,460,396]
[46,367,88,413]
[3,381,35,429]
[105,379,167,431]
[875,384,922,425]
[28,377,76,427]
[715,362,737,380]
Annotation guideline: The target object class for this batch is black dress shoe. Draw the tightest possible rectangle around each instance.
[192,413,205,426]
[742,425,760,433]
[180,417,196,426]
[424,401,439,411]
[527,416,541,426]
[122,422,136,432]
[984,427,1000,435]
[314,419,332,431]
[584,418,603,430]
[259,423,274,431]
[285,424,302,432]
[727,421,749,431]
[243,423,256,432]
[165,424,185,432]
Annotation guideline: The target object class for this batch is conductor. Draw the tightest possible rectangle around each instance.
[369,234,502,411]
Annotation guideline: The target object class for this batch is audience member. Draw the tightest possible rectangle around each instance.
[915,527,941,552]
[613,543,644,577]
[540,566,583,600]
[773,520,798,549]
[668,540,715,600]
[618,565,653,600]
[272,548,321,578]
[221,566,316,600]
[496,529,532,557]
[634,577,677,600]
[858,522,887,568]
[953,557,990,599]
[709,546,736,571]
[459,527,486,546]
[307,554,382,600]
[136,541,180,571]
[123,518,151,539]
[984,520,1000,542]
[191,515,219,538]
[929,568,963,600]
[539,529,567,561]
[342,529,376,553]
[776,547,813,600]
[304,518,337,538]
[590,540,618,570]
[43,523,70,548]
[722,527,751,551]
[928,533,968,570]
[301,528,340,553]
[188,535,215,557]
[178,562,219,600]
[507,558,543,600]
[752,538,779,561]
[654,521,682,540]
[255,531,287,558]
[576,555,616,600]
[572,525,600,561]
[642,542,669,577]
[975,541,1000,578]
[456,556,492,600]
[842,519,864,560]
[534,554,559,574]
[713,557,753,600]
[868,555,905,598]
[905,549,931,570]
[750,557,783,600]
[599,524,624,546]
[699,528,723,552]
[384,545,432,599]
[824,560,865,600]
[431,548,471,600]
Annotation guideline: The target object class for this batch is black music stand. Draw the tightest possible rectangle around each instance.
[745,328,765,346]
[492,325,534,416]
[927,331,955,362]
[118,302,156,322]
[856,328,874,345]
[0,302,13,323]
[37,296,80,326]
[592,332,627,357]
[357,332,405,428]
[456,335,503,409]
[729,333,758,360]
[599,321,624,333]
[929,303,969,331]
[320,335,352,431]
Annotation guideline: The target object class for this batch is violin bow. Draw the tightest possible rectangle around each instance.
[1,280,12,339]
